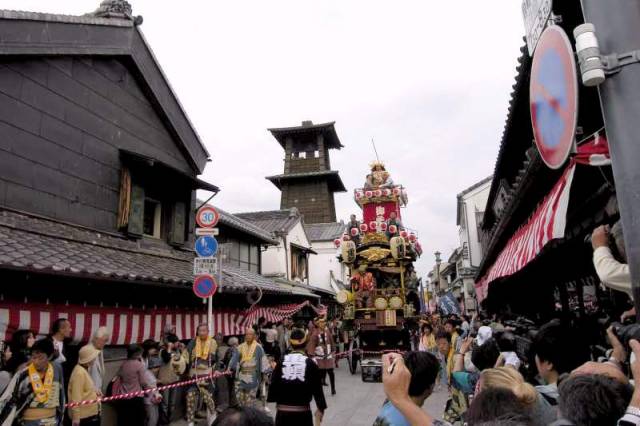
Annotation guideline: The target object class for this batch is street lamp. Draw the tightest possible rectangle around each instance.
[434,251,442,294]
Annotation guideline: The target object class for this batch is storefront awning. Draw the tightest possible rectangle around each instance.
[475,161,576,303]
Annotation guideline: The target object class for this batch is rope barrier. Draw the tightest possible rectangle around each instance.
[65,371,231,408]
[67,349,405,408]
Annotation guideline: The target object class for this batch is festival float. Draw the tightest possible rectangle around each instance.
[335,161,423,382]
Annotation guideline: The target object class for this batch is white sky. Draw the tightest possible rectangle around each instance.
[2,0,526,278]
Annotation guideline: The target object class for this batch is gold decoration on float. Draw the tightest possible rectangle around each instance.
[362,233,389,245]
[359,247,391,263]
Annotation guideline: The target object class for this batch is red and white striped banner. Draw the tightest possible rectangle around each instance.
[475,162,576,303]
[575,133,611,167]
[0,300,316,344]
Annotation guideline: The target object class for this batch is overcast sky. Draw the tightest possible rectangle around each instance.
[3,0,526,278]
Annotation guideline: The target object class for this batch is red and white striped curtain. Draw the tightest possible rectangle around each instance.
[0,300,316,344]
[475,161,576,303]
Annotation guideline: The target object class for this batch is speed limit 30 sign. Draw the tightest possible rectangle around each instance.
[196,206,220,228]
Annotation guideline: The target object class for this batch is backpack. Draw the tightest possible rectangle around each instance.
[105,374,124,397]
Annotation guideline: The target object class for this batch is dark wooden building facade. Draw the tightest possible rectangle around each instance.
[0,2,317,345]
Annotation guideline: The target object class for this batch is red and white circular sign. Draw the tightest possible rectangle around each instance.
[196,206,219,228]
[530,25,578,170]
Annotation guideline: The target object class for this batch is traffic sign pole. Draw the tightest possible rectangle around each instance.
[580,0,640,322]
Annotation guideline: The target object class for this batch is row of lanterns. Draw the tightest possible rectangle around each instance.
[354,187,406,200]
[334,228,419,247]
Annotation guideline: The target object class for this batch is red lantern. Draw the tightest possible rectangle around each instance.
[383,189,391,197]
[355,191,363,199]
[369,221,377,231]
[400,230,408,239]
[379,222,388,231]
[359,223,368,232]
[392,188,401,196]
[389,225,398,234]
[365,190,373,198]
[374,189,382,197]
[334,239,342,248]
[350,227,359,237]
[409,233,417,242]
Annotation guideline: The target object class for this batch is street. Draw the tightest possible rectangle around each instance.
[173,363,449,426]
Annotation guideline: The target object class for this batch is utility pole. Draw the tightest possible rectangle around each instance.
[580,1,640,320]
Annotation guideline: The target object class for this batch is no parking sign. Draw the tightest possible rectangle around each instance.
[530,25,578,170]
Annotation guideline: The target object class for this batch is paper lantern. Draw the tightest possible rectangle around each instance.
[334,239,341,248]
[388,224,398,234]
[392,188,401,196]
[355,191,363,199]
[400,230,408,238]
[359,223,368,232]
[374,189,383,197]
[409,233,417,242]
[365,190,373,198]
[350,227,359,237]
[369,221,377,231]
[383,189,392,196]
[379,222,388,231]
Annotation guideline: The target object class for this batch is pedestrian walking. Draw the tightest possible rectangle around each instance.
[115,344,149,426]
[268,327,327,426]
[230,328,265,408]
[185,323,217,426]
[307,317,336,395]
[68,345,101,426]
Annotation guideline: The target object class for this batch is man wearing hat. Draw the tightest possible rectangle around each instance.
[268,328,327,426]
[307,317,337,395]
[68,345,101,425]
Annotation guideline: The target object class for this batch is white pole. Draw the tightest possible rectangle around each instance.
[208,295,213,336]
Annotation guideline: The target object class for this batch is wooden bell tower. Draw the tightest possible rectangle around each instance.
[266,121,346,224]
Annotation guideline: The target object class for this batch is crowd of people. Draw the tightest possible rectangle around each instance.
[374,311,640,426]
[0,315,340,426]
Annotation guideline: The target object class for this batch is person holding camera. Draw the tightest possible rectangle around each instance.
[593,222,631,286]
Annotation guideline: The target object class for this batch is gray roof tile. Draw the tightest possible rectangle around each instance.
[0,209,298,296]
[304,223,345,242]
[234,209,301,234]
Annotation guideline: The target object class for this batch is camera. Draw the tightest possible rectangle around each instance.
[611,322,640,351]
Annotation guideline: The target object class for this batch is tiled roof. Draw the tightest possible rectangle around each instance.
[234,209,301,234]
[0,9,134,27]
[265,171,347,192]
[268,121,343,150]
[0,209,298,296]
[305,223,345,242]
[215,207,278,245]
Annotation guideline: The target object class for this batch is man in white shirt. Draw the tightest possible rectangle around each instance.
[592,223,631,296]
[50,318,72,365]
[82,326,110,394]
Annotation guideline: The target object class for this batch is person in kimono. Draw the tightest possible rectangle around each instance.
[0,339,65,426]
[185,324,217,426]
[230,328,265,408]
[268,327,327,426]
[307,317,337,395]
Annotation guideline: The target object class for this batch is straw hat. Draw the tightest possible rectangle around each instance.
[79,345,100,365]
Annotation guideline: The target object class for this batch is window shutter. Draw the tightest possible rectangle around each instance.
[117,168,132,229]
[128,183,145,237]
[170,201,186,245]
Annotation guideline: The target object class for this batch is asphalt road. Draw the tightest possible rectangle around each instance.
[173,362,449,426]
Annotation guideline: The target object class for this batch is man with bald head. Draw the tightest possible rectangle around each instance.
[230,327,266,408]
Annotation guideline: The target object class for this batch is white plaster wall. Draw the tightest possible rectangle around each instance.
[259,221,313,280]
[459,181,490,268]
[308,241,344,292]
